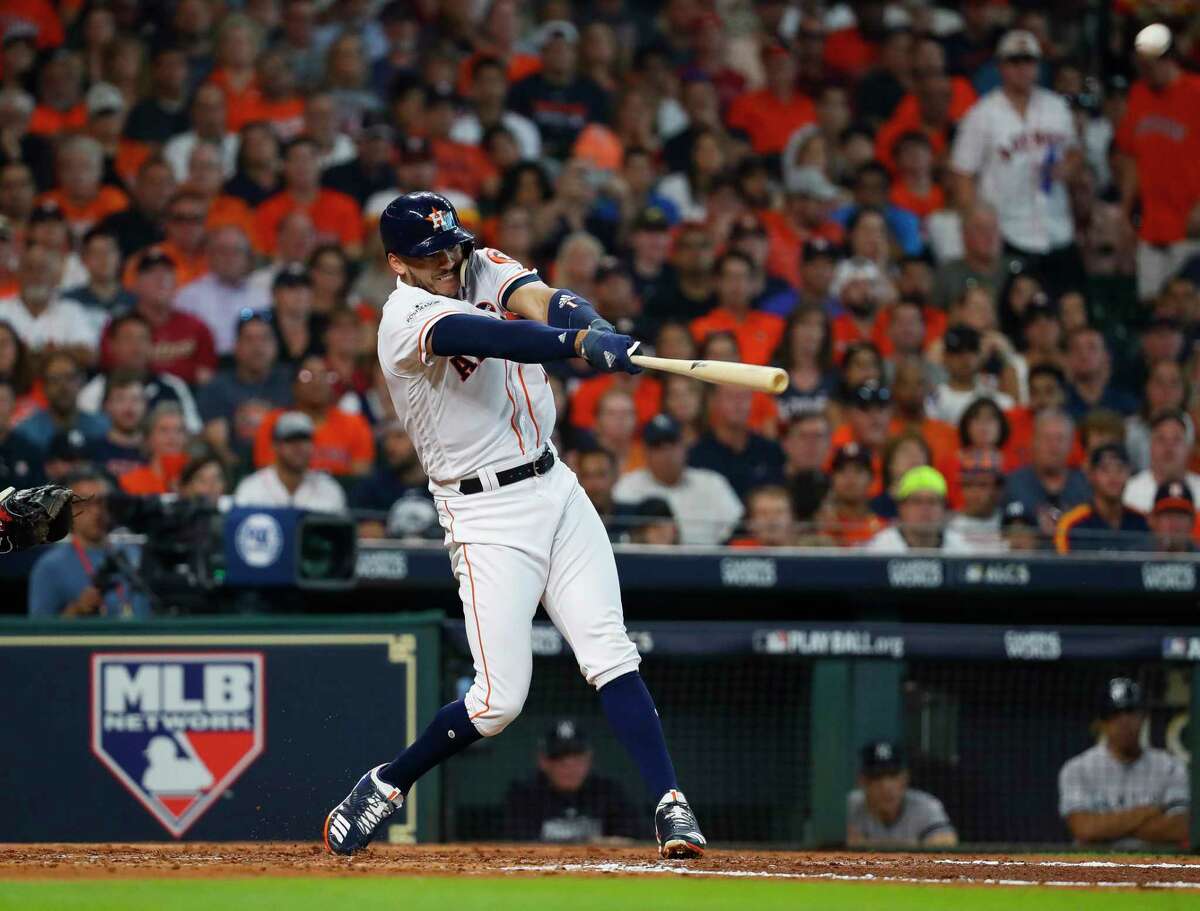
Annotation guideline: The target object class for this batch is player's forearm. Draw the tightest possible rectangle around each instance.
[429,313,580,364]
[1133,810,1188,844]
[505,282,553,322]
[1067,806,1162,843]
[950,171,976,211]
[922,829,959,847]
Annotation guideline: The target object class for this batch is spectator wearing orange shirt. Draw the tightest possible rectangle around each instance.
[690,252,785,367]
[38,134,128,239]
[698,330,779,436]
[570,372,661,433]
[726,42,816,158]
[1,2,64,51]
[888,356,958,469]
[28,48,85,135]
[875,39,975,174]
[255,136,363,257]
[183,139,256,242]
[119,402,189,495]
[239,49,306,140]
[206,14,261,132]
[760,167,844,291]
[829,381,893,494]
[1115,39,1200,300]
[426,89,497,202]
[889,132,945,220]
[253,354,373,476]
[731,485,801,547]
[821,2,885,82]
[1005,363,1078,470]
[589,387,645,476]
[830,256,888,364]
[817,442,887,546]
[454,0,540,97]
[122,191,208,289]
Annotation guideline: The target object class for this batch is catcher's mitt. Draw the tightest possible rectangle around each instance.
[0,485,84,553]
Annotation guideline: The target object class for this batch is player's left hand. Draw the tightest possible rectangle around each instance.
[580,330,642,375]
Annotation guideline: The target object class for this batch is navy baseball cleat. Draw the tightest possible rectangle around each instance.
[655,789,707,858]
[323,765,404,855]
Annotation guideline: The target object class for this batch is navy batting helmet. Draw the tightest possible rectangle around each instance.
[379,191,474,259]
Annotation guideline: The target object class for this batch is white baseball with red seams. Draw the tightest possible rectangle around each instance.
[376,248,641,736]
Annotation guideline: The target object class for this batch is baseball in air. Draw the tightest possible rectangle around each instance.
[1135,23,1172,57]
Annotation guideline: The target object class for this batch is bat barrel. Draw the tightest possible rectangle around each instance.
[631,355,788,395]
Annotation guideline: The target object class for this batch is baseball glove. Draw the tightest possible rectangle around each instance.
[0,485,83,553]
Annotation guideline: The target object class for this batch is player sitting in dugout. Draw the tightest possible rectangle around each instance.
[503,719,638,844]
[846,741,958,848]
[1058,678,1189,850]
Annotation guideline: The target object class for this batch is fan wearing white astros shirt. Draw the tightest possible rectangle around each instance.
[322,191,707,861]
[951,30,1084,295]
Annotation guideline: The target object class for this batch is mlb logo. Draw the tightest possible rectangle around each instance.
[1164,637,1188,659]
[90,652,265,837]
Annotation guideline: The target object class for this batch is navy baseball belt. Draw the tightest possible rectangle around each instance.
[459,447,554,495]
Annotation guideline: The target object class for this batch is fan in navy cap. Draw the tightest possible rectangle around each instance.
[1001,499,1041,552]
[847,740,958,848]
[1150,480,1197,553]
[798,237,840,312]
[503,718,640,843]
[1055,443,1150,554]
[841,381,892,468]
[820,441,886,547]
[1058,677,1189,849]
[611,414,746,546]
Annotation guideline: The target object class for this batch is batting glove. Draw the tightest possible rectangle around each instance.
[581,331,642,375]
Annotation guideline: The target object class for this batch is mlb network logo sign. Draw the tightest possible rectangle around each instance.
[90,653,265,837]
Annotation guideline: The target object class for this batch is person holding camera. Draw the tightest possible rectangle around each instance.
[27,469,150,618]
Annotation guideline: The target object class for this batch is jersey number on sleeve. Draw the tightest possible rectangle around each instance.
[450,355,481,382]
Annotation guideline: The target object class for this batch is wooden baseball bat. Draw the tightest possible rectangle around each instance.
[630,354,788,395]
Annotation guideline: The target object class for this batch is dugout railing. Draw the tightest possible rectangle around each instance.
[1,614,1198,851]
[441,620,1200,851]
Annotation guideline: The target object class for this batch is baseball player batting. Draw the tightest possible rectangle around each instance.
[323,191,706,859]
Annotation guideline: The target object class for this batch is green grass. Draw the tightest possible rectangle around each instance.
[1,877,1196,911]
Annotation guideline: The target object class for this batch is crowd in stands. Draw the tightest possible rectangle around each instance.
[2,0,1200,558]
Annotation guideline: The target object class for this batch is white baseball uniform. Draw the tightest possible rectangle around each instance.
[951,87,1078,254]
[376,248,641,737]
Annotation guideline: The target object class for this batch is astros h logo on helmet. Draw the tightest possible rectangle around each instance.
[424,208,455,231]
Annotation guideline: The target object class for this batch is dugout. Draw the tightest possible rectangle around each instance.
[2,613,1199,852]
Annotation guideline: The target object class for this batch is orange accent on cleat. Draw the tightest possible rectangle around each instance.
[323,811,334,854]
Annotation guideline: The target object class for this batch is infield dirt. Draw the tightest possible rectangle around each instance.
[2,843,1199,889]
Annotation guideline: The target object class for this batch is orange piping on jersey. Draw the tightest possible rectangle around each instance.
[502,362,525,454]
[446,500,491,724]
[517,365,541,448]
[496,269,535,309]
[1054,504,1092,555]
